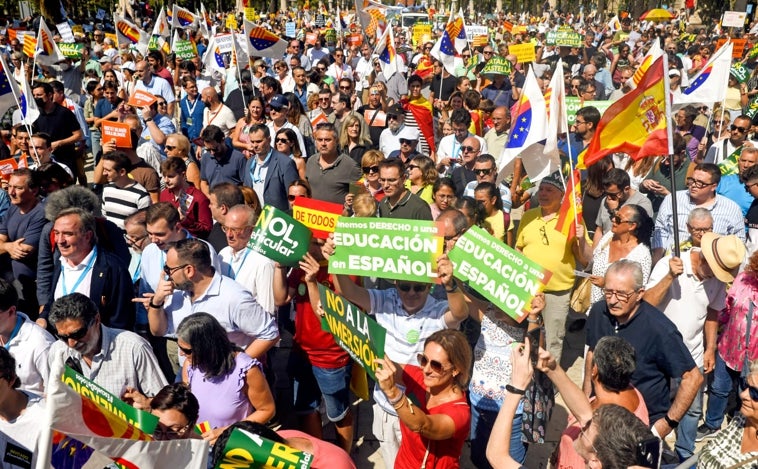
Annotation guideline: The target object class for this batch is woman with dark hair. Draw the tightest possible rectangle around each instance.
[276,128,306,179]
[455,196,482,228]
[177,313,276,444]
[375,329,472,469]
[405,155,438,205]
[288,179,312,212]
[211,420,356,469]
[159,157,212,239]
[232,96,267,159]
[430,178,457,219]
[283,92,314,157]
[587,204,653,310]
[475,182,507,242]
[583,155,614,239]
[150,383,201,440]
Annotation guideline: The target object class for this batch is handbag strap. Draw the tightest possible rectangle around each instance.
[742,301,753,378]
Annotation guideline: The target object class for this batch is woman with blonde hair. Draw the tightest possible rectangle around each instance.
[165,133,201,189]
[358,150,385,201]
[339,114,372,165]
[405,155,438,205]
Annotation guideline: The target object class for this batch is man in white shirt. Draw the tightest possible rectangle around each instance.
[201,87,237,138]
[133,60,176,117]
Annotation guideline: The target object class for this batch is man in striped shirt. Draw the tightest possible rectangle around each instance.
[101,151,151,230]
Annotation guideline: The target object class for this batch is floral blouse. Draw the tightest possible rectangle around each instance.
[717,271,758,372]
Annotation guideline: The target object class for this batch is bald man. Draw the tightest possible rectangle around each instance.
[201,88,237,138]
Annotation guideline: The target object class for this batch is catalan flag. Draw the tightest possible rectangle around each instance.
[114,14,147,47]
[172,5,197,29]
[430,14,460,75]
[243,20,288,58]
[200,3,213,37]
[447,9,468,54]
[36,18,63,65]
[373,25,399,79]
[22,33,36,58]
[203,35,226,74]
[555,169,583,239]
[583,55,669,167]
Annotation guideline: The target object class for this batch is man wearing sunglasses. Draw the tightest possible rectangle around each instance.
[48,293,167,399]
[39,208,134,331]
[592,168,653,247]
[332,248,468,467]
[704,115,752,166]
[242,123,299,212]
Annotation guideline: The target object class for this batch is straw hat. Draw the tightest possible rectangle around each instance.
[700,233,746,283]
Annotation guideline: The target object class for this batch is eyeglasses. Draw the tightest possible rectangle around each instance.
[56,320,93,342]
[731,125,748,133]
[604,190,624,200]
[461,145,478,153]
[444,225,466,241]
[474,168,493,176]
[424,47,432,51]
[275,138,291,144]
[221,225,251,236]
[178,344,193,355]
[483,50,494,55]
[317,67,326,72]
[154,423,192,440]
[157,101,167,106]
[339,86,351,91]
[686,177,715,189]
[602,288,638,302]
[397,283,427,293]
[539,225,549,245]
[163,263,189,277]
[612,215,636,225]
[407,164,419,170]
[575,119,586,125]
[123,233,148,246]
[740,376,758,401]
[362,165,380,174]
[417,353,452,373]
[687,224,713,234]
[164,145,176,151]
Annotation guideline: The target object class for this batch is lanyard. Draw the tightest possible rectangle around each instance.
[132,257,142,284]
[3,316,23,350]
[61,246,98,296]
[250,149,273,184]
[227,248,251,279]
[186,97,199,117]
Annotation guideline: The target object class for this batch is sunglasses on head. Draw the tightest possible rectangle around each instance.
[362,165,380,174]
[740,376,758,401]
[397,283,427,293]
[417,353,451,373]
[56,320,93,342]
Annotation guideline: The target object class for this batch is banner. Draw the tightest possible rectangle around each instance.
[319,285,386,381]
[247,205,312,266]
[716,37,747,58]
[412,23,432,46]
[564,96,613,125]
[56,22,74,42]
[292,197,343,239]
[174,39,197,59]
[731,62,750,83]
[213,427,313,469]
[328,217,443,283]
[546,30,582,47]
[286,22,297,37]
[0,158,18,180]
[127,89,157,107]
[214,33,234,53]
[480,55,512,76]
[58,42,83,58]
[465,24,488,43]
[101,120,133,148]
[448,225,551,321]
[722,11,747,28]
[507,42,536,63]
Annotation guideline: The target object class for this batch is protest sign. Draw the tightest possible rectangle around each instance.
[127,89,157,107]
[0,158,18,180]
[717,38,747,58]
[319,285,387,381]
[244,7,257,21]
[292,197,343,239]
[101,121,133,149]
[213,427,313,469]
[174,39,196,59]
[286,22,297,37]
[226,14,238,30]
[248,205,312,266]
[214,33,234,53]
[746,95,758,120]
[564,97,613,125]
[508,42,536,63]
[732,63,750,83]
[58,42,83,58]
[412,23,432,46]
[723,11,747,28]
[481,55,512,76]
[96,8,106,19]
[347,33,363,46]
[324,28,336,44]
[448,225,551,321]
[328,217,443,283]
[56,22,74,42]
[546,30,582,47]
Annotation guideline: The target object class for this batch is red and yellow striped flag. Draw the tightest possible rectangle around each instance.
[555,169,583,240]
[23,34,36,58]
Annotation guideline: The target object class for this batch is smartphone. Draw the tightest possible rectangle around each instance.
[526,328,544,366]
[636,437,662,468]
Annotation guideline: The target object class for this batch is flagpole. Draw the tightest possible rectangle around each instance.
[661,42,680,258]
[2,58,41,166]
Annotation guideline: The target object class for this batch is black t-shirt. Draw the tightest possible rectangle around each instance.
[746,199,758,239]
[34,104,81,163]
[430,74,458,102]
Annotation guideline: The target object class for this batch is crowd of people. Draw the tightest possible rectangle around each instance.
[4,3,758,468]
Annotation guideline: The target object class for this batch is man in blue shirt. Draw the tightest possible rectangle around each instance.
[179,77,205,147]
[199,125,246,197]
[717,146,758,216]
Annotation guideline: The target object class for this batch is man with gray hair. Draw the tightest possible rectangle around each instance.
[46,293,166,398]
[585,259,703,441]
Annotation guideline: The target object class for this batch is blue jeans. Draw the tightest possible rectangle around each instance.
[704,353,740,429]
[470,400,526,468]
[673,367,703,461]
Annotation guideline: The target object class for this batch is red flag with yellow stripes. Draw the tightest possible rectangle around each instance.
[555,169,582,239]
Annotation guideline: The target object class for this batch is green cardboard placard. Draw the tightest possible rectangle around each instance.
[214,427,313,469]
[247,205,312,266]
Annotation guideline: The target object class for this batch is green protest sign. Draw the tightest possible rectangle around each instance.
[324,28,336,44]
[248,205,312,266]
[448,226,551,321]
[61,366,159,435]
[564,97,613,125]
[481,55,512,76]
[214,427,313,469]
[59,42,83,58]
[174,39,196,60]
[318,284,386,380]
[746,95,758,120]
[328,217,443,283]
[546,30,582,47]
[731,63,750,84]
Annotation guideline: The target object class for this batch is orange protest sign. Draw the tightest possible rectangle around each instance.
[101,120,133,148]
[348,33,363,46]
[127,89,157,107]
[292,197,344,238]
[716,38,747,59]
[305,32,319,46]
[0,158,18,180]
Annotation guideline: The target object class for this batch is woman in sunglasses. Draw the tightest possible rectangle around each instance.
[357,150,386,201]
[164,133,201,189]
[405,155,438,205]
[276,128,306,179]
[375,329,472,469]
[175,313,275,445]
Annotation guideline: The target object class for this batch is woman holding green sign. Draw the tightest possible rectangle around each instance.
[375,329,472,469]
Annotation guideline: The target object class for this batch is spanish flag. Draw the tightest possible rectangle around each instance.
[583,55,669,167]
[555,169,582,239]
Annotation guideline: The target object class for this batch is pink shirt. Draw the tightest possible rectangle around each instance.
[278,430,356,469]
[718,271,758,371]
